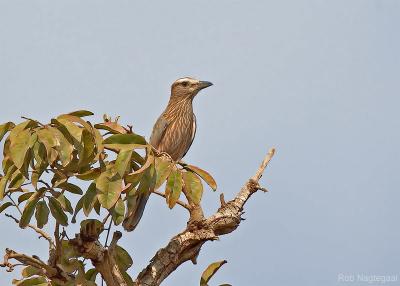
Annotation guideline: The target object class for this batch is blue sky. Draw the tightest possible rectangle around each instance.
[0,1,399,285]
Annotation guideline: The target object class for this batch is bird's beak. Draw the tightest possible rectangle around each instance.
[198,81,213,90]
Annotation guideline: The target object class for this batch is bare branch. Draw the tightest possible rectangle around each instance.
[152,190,191,210]
[134,148,276,286]
[4,213,55,248]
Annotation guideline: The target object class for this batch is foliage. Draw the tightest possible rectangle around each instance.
[200,260,231,286]
[0,111,217,285]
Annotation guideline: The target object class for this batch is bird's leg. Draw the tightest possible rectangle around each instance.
[150,146,174,163]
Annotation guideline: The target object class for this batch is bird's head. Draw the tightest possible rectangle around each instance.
[171,77,213,100]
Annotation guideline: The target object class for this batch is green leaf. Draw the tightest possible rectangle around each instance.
[0,201,13,213]
[32,142,47,170]
[112,149,133,178]
[9,170,25,189]
[78,128,96,167]
[76,168,101,181]
[18,192,34,204]
[57,182,83,195]
[21,265,41,278]
[0,166,16,200]
[94,199,101,215]
[83,183,97,216]
[154,156,173,190]
[57,194,73,214]
[19,190,43,228]
[165,169,182,209]
[96,168,122,209]
[0,122,15,142]
[37,128,58,164]
[182,171,204,204]
[57,114,92,131]
[115,245,133,271]
[35,201,49,229]
[51,127,74,166]
[8,120,36,142]
[200,260,227,286]
[112,198,125,225]
[12,276,47,286]
[48,197,68,226]
[103,133,146,145]
[122,271,134,286]
[56,118,83,146]
[186,165,217,191]
[10,129,31,169]
[84,268,98,281]
[68,110,94,117]
[71,196,84,223]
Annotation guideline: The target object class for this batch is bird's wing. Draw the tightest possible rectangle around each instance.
[180,114,197,159]
[149,114,169,148]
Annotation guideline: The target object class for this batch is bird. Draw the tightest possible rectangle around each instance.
[122,77,213,231]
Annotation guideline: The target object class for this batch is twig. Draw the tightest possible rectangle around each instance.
[252,148,275,182]
[104,219,113,248]
[6,194,22,215]
[153,190,191,210]
[102,212,112,225]
[21,116,44,127]
[4,213,55,248]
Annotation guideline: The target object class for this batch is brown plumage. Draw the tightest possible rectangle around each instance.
[123,77,213,231]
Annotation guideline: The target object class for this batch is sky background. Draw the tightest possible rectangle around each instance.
[0,1,399,285]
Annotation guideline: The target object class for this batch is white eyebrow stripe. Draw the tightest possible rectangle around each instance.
[175,77,197,84]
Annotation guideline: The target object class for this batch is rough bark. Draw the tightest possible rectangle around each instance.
[134,148,275,286]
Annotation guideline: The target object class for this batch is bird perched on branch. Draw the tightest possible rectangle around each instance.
[123,77,213,231]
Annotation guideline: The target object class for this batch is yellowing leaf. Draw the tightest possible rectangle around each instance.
[51,127,74,166]
[78,129,96,167]
[68,110,94,117]
[182,171,204,205]
[112,149,133,178]
[0,122,15,142]
[0,165,16,200]
[165,169,182,209]
[96,169,122,209]
[200,260,227,286]
[154,157,173,190]
[186,165,217,191]
[94,122,126,134]
[10,129,31,169]
[12,276,48,286]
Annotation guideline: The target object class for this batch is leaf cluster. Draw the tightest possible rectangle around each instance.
[0,110,217,285]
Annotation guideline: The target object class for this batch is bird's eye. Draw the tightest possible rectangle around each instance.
[181,81,188,87]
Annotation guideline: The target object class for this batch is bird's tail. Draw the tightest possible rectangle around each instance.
[122,191,151,232]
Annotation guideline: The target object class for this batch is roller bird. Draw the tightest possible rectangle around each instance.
[123,77,213,231]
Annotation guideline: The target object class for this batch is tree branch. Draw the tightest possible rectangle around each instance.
[152,190,191,210]
[70,225,127,286]
[4,213,55,248]
[134,148,275,286]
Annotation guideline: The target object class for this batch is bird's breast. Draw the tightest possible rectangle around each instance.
[158,114,195,161]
